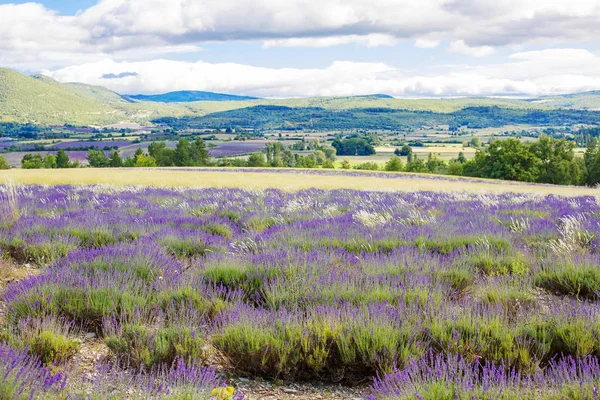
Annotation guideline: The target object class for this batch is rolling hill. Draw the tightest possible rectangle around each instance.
[126,90,259,103]
[2,67,600,126]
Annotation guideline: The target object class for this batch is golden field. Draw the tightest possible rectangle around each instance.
[0,168,598,196]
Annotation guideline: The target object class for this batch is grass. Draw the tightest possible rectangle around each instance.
[2,168,599,196]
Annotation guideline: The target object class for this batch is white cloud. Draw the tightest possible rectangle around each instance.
[2,0,600,70]
[448,40,494,57]
[44,49,600,97]
[414,39,440,49]
[263,34,398,48]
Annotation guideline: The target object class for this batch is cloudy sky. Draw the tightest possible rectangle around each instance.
[2,0,600,97]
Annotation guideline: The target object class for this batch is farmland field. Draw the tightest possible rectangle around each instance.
[1,176,600,399]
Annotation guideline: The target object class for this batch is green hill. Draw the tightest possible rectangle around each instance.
[0,68,123,124]
[527,91,600,110]
[2,67,600,127]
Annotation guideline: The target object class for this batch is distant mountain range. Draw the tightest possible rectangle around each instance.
[1,67,600,126]
[125,91,259,103]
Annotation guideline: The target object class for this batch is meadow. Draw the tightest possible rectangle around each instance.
[1,178,600,399]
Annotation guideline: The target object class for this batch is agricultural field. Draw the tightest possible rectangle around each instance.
[1,175,600,398]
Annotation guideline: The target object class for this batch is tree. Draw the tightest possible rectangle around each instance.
[583,138,600,186]
[406,157,427,173]
[395,144,412,157]
[354,162,379,171]
[134,154,157,167]
[21,154,43,169]
[190,138,210,166]
[457,151,467,163]
[43,154,57,169]
[0,155,10,169]
[109,151,123,168]
[385,156,404,172]
[332,138,376,156]
[426,153,445,174]
[530,135,580,185]
[56,149,71,168]
[174,139,191,166]
[87,150,110,168]
[322,159,335,169]
[341,159,351,169]
[447,160,464,176]
[470,137,482,148]
[482,139,540,182]
[148,142,175,166]
[247,152,266,167]
[266,142,284,167]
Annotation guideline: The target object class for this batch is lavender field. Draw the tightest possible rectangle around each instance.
[1,185,600,399]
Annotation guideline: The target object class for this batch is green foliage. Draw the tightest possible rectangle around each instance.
[460,135,584,184]
[213,312,418,379]
[0,155,9,169]
[133,154,157,167]
[394,144,412,157]
[535,262,600,299]
[161,236,209,258]
[384,156,404,172]
[174,138,191,166]
[21,154,43,169]
[106,324,205,368]
[108,151,123,167]
[247,152,267,167]
[55,149,71,168]
[42,154,57,169]
[87,149,110,168]
[353,162,380,171]
[332,138,376,156]
[28,330,80,365]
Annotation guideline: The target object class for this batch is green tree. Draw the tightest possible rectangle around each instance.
[332,138,376,156]
[134,154,157,167]
[406,157,427,173]
[426,153,446,174]
[21,154,43,169]
[109,151,123,168]
[447,160,464,176]
[583,138,600,186]
[0,155,10,169]
[457,151,467,163]
[148,142,175,166]
[385,156,404,172]
[87,150,110,168]
[190,138,210,166]
[56,149,71,168]
[247,152,266,167]
[470,137,482,148]
[43,154,57,169]
[322,159,335,169]
[394,144,412,157]
[530,135,580,185]
[354,162,379,171]
[482,139,540,182]
[341,159,351,169]
[266,142,284,167]
[174,139,191,166]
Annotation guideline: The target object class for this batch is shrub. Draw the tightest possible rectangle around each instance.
[28,330,80,365]
[161,237,209,258]
[535,262,600,299]
[105,324,205,368]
